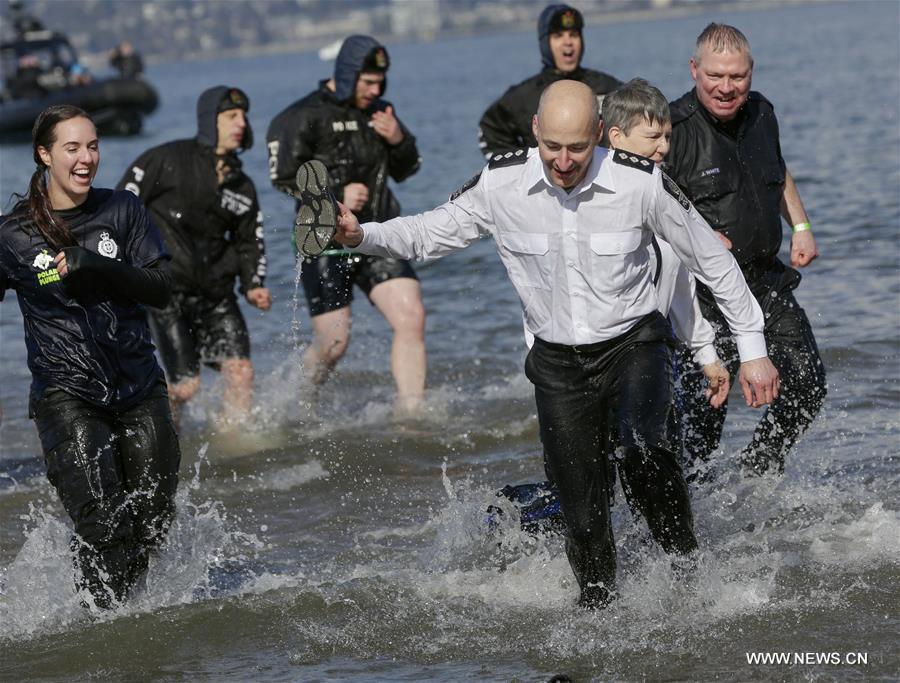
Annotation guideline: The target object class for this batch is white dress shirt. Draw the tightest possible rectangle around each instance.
[651,238,719,366]
[355,147,766,361]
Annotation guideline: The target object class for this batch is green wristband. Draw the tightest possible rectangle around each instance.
[792,222,812,233]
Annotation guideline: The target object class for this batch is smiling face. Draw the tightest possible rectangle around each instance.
[532,81,600,190]
[690,46,753,122]
[549,29,582,73]
[37,116,98,210]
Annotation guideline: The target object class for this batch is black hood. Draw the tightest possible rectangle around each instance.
[333,35,389,103]
[196,85,253,152]
[538,4,584,70]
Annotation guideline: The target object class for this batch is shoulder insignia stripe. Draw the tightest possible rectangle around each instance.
[661,172,692,212]
[450,171,481,201]
[613,150,654,173]
[488,148,528,169]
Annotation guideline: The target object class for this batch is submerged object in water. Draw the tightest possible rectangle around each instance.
[486,481,565,535]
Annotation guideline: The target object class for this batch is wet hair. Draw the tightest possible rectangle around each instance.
[602,78,670,135]
[694,22,754,66]
[12,104,93,249]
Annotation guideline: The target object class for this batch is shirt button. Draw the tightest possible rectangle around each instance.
[567,260,575,267]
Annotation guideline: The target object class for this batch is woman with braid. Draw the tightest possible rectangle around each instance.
[0,105,181,608]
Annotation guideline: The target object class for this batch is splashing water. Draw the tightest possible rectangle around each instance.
[0,443,264,641]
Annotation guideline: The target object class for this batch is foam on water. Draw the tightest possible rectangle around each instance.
[266,456,898,666]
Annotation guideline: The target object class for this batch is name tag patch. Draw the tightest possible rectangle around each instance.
[662,172,692,212]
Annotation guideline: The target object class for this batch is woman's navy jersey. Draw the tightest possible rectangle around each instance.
[0,188,169,409]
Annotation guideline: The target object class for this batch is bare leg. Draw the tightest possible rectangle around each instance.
[369,278,426,415]
[221,358,254,424]
[168,375,200,429]
[305,307,352,386]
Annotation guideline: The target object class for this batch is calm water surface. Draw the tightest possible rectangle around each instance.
[1,2,898,680]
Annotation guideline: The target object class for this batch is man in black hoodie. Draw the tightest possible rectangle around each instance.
[267,35,426,415]
[477,4,621,159]
[118,85,270,425]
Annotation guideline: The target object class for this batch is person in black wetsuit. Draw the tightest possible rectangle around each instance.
[118,86,270,425]
[477,4,621,160]
[0,105,181,608]
[267,35,426,415]
[666,23,826,476]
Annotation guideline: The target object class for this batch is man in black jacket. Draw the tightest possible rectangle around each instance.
[666,23,826,476]
[119,85,270,425]
[267,35,426,415]
[477,4,621,159]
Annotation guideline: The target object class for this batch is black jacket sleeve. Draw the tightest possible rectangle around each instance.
[267,105,319,197]
[62,246,172,309]
[233,186,267,293]
[386,109,421,182]
[478,90,524,160]
[116,146,170,204]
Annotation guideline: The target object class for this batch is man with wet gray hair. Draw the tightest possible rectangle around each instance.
[667,23,826,476]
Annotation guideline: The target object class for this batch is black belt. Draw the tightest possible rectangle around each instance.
[533,312,664,355]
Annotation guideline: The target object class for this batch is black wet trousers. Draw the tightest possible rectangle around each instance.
[525,313,698,608]
[33,382,181,607]
[677,264,826,475]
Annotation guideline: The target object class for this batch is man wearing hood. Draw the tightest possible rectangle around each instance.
[267,35,426,415]
[477,4,621,159]
[118,85,270,425]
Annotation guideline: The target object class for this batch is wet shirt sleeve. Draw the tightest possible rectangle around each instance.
[355,167,492,262]
[647,170,767,362]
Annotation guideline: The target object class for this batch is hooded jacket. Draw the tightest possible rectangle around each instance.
[117,86,266,298]
[267,35,420,226]
[477,5,621,159]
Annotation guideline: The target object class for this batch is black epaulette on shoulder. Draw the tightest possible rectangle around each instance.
[488,148,528,169]
[612,150,654,173]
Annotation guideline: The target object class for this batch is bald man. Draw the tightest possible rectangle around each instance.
[327,80,779,608]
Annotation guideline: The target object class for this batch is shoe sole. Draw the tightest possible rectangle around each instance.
[294,159,337,257]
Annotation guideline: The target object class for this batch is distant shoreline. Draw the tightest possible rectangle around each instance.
[80,0,824,69]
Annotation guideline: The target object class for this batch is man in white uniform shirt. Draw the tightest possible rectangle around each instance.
[330,81,779,609]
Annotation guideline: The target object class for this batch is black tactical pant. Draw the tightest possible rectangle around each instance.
[525,313,698,608]
[33,381,181,608]
[678,261,827,475]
